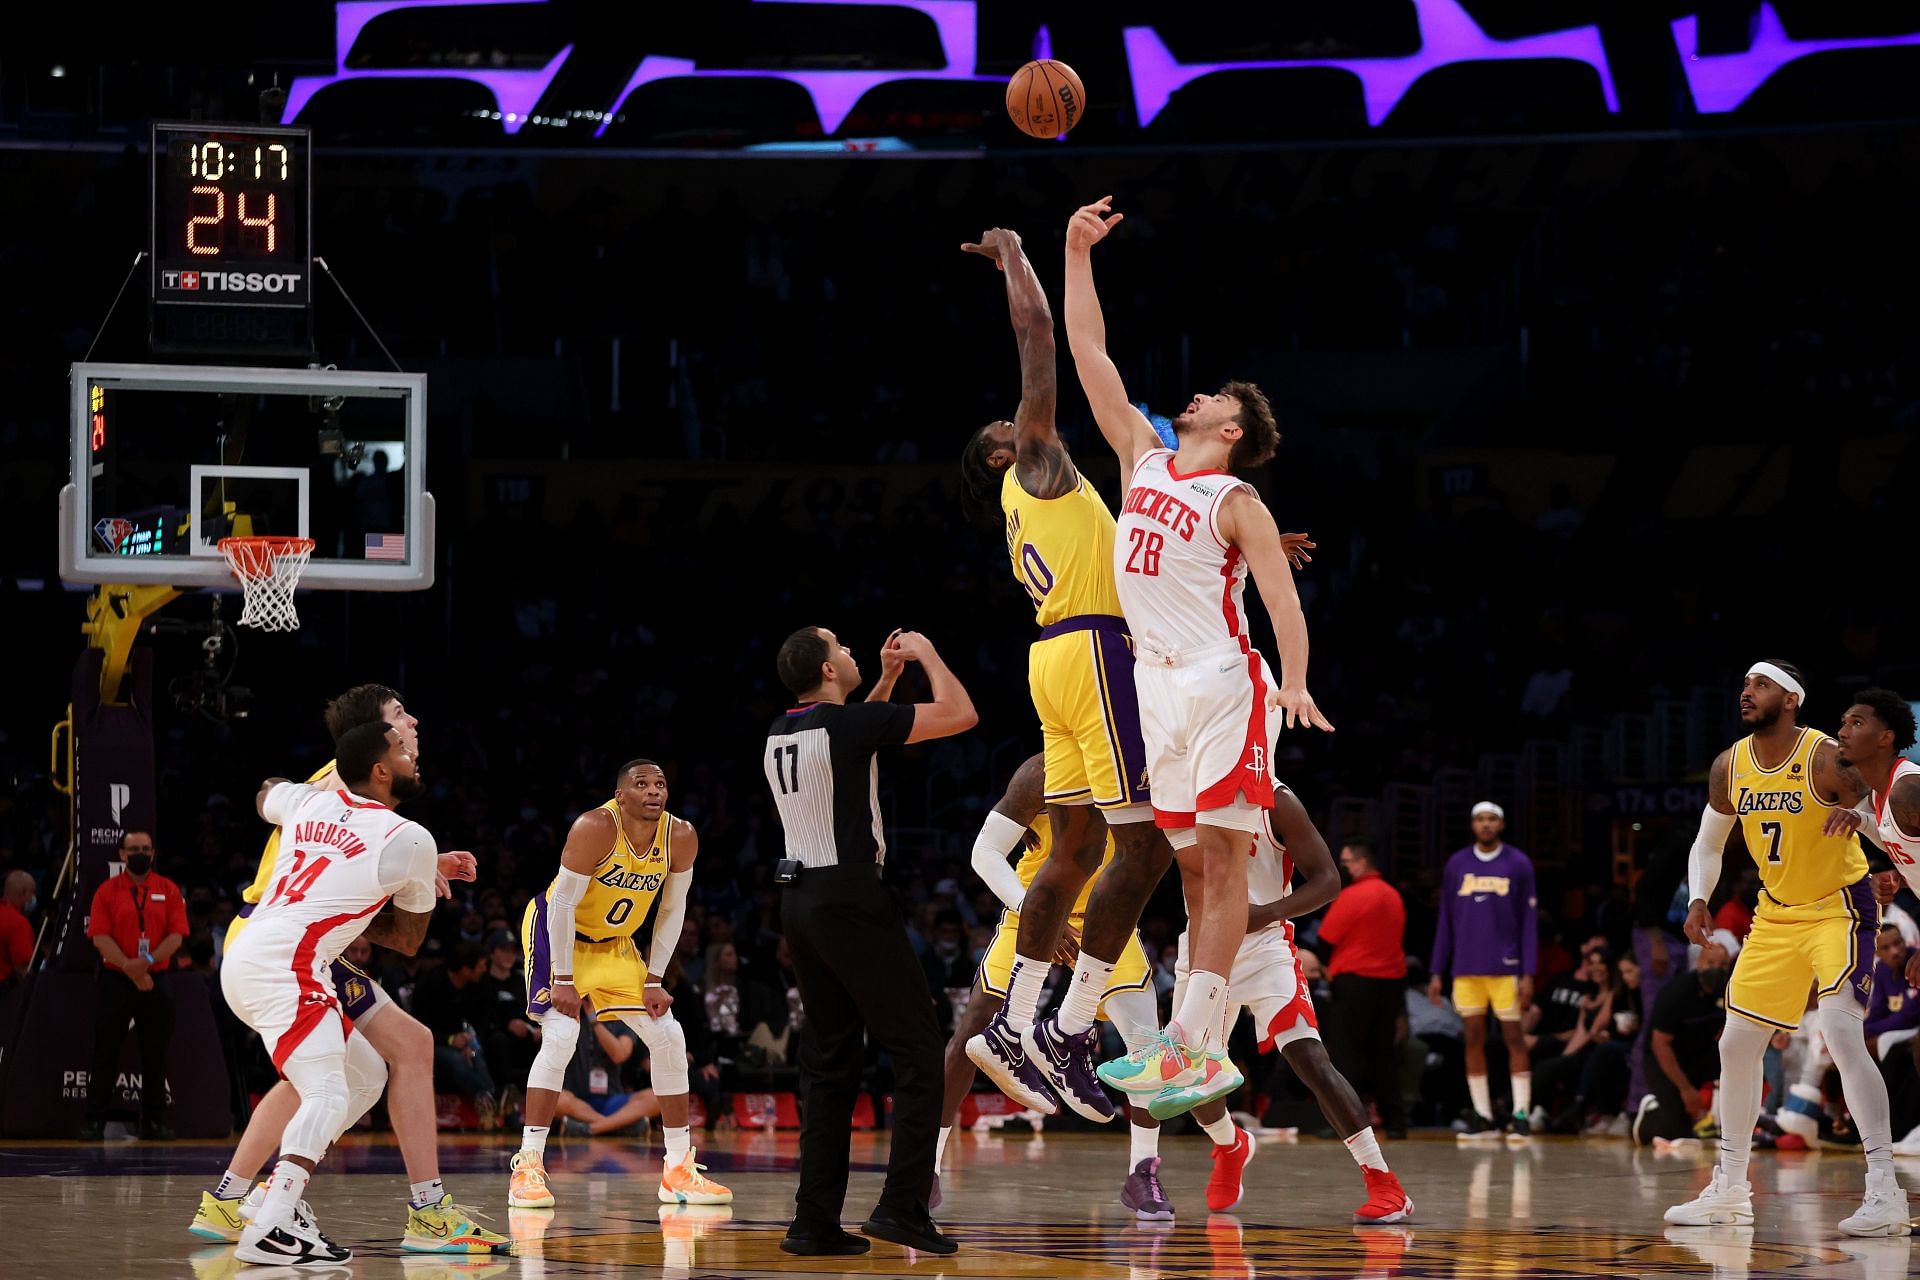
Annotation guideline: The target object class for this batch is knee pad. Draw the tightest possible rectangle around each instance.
[529,1013,580,1093]
[336,1031,390,1141]
[623,1012,689,1096]
[280,1027,352,1162]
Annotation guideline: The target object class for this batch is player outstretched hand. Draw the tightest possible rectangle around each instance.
[1270,685,1334,732]
[961,227,1021,271]
[643,983,674,1019]
[1067,196,1124,251]
[1281,532,1315,570]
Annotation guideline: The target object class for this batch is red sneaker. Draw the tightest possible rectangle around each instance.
[1206,1128,1256,1212]
[1353,1167,1413,1224]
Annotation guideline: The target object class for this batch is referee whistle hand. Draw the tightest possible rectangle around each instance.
[892,631,935,663]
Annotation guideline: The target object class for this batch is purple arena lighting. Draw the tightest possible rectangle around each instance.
[595,0,1000,138]
[1124,0,1618,129]
[283,0,571,135]
[1672,2,1920,114]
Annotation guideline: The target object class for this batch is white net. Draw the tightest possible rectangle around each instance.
[218,537,315,631]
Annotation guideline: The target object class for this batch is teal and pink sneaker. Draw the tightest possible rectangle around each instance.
[1097,1030,1204,1095]
[1146,1051,1242,1121]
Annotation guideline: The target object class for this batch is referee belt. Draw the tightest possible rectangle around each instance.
[779,861,882,882]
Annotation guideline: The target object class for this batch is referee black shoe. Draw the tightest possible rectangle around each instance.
[780,1225,871,1256]
[862,1208,959,1255]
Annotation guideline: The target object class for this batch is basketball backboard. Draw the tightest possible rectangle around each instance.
[62,362,433,591]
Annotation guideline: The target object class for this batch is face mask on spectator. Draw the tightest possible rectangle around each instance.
[125,853,152,876]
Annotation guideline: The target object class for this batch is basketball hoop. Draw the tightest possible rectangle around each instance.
[218,536,316,631]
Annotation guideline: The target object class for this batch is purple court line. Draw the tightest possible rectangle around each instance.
[1672,2,1920,114]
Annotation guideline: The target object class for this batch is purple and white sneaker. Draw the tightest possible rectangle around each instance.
[965,1011,1060,1116]
[1021,1013,1118,1123]
[1121,1157,1175,1222]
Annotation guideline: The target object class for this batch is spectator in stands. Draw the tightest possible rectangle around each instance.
[1318,839,1410,1137]
[414,940,500,1125]
[81,831,187,1140]
[1633,931,1736,1145]
[476,930,537,1103]
[549,1003,658,1136]
[1630,826,1692,1106]
[1402,959,1465,1124]
[921,909,973,1036]
[1532,945,1619,1131]
[1713,868,1758,941]
[0,869,35,991]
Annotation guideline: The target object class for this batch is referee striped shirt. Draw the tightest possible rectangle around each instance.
[764,701,916,869]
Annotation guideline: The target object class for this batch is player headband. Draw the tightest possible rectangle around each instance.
[1746,662,1806,708]
[1471,802,1504,819]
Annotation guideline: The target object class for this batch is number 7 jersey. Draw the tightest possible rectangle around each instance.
[1729,725,1866,906]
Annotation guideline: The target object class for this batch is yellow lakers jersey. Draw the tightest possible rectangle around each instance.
[562,799,673,941]
[1013,811,1116,915]
[1729,726,1867,905]
[1002,467,1124,626]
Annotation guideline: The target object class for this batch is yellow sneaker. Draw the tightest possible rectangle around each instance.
[403,1194,509,1253]
[187,1246,245,1280]
[508,1151,555,1209]
[658,1149,733,1205]
[188,1190,247,1242]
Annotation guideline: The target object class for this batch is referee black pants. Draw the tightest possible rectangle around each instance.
[781,862,942,1229]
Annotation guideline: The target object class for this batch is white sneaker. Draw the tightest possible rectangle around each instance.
[235,1208,353,1265]
[1663,1168,1755,1227]
[1838,1169,1913,1238]
[1892,1125,1920,1158]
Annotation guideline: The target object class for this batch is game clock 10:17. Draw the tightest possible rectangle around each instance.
[151,123,310,310]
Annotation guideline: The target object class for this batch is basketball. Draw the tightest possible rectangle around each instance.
[1006,59,1085,139]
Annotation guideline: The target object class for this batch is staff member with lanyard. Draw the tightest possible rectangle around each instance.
[764,625,978,1257]
[81,830,188,1139]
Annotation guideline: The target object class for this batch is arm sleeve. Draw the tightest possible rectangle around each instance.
[1518,856,1538,976]
[1430,863,1454,975]
[971,811,1031,913]
[547,868,591,979]
[260,781,311,826]
[377,823,440,911]
[646,868,692,978]
[1686,805,1735,906]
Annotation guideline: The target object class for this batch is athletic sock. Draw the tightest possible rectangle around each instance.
[255,1160,311,1233]
[1058,953,1116,1034]
[1007,954,1049,1026]
[1344,1127,1388,1172]
[1512,1073,1533,1120]
[936,1126,951,1169]
[664,1125,692,1164]
[408,1178,446,1210]
[213,1170,248,1201]
[1130,1120,1160,1166]
[1818,1007,1895,1178]
[1172,971,1230,1053]
[1199,1112,1238,1147]
[1717,1013,1772,1188]
[1468,1075,1493,1121]
[521,1125,550,1157]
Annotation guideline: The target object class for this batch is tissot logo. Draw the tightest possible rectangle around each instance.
[161,271,200,290]
[162,271,303,295]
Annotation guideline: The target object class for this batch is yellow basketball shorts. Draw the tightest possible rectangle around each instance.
[1452,974,1522,1022]
[1028,617,1150,811]
[975,906,1152,1018]
[521,895,649,1023]
[1727,878,1878,1031]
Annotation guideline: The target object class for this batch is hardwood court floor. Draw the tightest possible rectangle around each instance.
[2,1126,1915,1278]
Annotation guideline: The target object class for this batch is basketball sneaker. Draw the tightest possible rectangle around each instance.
[235,1210,353,1266]
[965,1010,1060,1116]
[1146,1051,1243,1121]
[508,1150,555,1208]
[1097,1029,1203,1095]
[659,1149,733,1205]
[403,1195,509,1253]
[1353,1168,1414,1224]
[1120,1156,1175,1221]
[1663,1168,1754,1227]
[1205,1127,1256,1212]
[1504,1113,1533,1145]
[1021,1013,1117,1123]
[188,1190,249,1242]
[1837,1169,1912,1237]
[1456,1111,1500,1142]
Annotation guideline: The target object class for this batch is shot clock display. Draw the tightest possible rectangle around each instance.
[151,123,311,311]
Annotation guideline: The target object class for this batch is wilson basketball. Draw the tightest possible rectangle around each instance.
[1006,59,1085,139]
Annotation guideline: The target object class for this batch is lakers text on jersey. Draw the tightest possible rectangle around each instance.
[522,800,674,1023]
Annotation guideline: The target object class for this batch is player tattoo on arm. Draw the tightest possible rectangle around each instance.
[1812,738,1869,807]
[1707,748,1736,816]
[1892,777,1920,841]
[965,227,1074,499]
[361,905,433,955]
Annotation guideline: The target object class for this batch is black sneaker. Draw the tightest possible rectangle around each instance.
[862,1208,959,1255]
[1455,1112,1499,1142]
[780,1225,871,1256]
[1817,1115,1863,1151]
[76,1118,106,1141]
[1505,1114,1533,1144]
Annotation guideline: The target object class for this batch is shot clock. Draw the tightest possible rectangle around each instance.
[150,122,313,352]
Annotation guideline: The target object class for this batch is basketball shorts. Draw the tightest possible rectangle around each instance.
[1028,616,1151,815]
[1728,877,1878,1031]
[1134,638,1275,833]
[222,940,352,1075]
[522,895,649,1023]
[330,957,391,1025]
[1173,925,1320,1051]
[1451,975,1522,1022]
[976,908,1152,1016]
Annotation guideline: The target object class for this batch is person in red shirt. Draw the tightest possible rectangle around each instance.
[1316,839,1410,1137]
[80,830,188,1140]
[0,870,35,988]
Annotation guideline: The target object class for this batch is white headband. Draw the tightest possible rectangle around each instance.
[1472,802,1504,819]
[1747,662,1806,709]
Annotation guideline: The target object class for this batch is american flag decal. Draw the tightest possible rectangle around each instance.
[365,533,407,562]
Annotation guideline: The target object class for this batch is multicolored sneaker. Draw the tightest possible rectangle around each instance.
[188,1191,249,1242]
[1353,1168,1414,1224]
[1021,1014,1117,1123]
[508,1150,555,1209]
[1120,1156,1175,1221]
[965,1010,1060,1116]
[1097,1030,1203,1095]
[402,1195,510,1253]
[1146,1052,1243,1121]
[659,1149,734,1205]
[1206,1127,1256,1212]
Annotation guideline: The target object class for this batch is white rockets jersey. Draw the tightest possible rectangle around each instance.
[235,781,438,968]
[1871,758,1920,893]
[1114,448,1256,653]
[1249,803,1296,929]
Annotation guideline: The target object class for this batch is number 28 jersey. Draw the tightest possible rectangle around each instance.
[1001,466,1124,626]
[1729,726,1866,907]
[558,799,673,942]
[1114,448,1255,653]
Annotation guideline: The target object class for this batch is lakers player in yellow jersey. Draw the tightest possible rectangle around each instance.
[1665,661,1911,1236]
[510,760,730,1211]
[935,755,1164,1214]
[190,684,505,1254]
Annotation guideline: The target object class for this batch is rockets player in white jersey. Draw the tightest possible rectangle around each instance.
[1061,194,1332,1108]
[1169,785,1413,1224]
[1835,689,1920,989]
[222,720,441,1266]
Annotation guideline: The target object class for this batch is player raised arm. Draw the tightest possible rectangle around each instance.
[963,228,1075,499]
[547,807,619,1017]
[1248,789,1342,928]
[1217,488,1333,732]
[1063,196,1162,472]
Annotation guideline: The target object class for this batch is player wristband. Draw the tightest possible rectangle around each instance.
[645,978,664,988]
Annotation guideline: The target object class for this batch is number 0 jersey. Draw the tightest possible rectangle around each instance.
[1729,726,1866,906]
[557,799,674,941]
[1001,466,1124,627]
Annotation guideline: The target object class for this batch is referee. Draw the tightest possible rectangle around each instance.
[764,625,976,1257]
